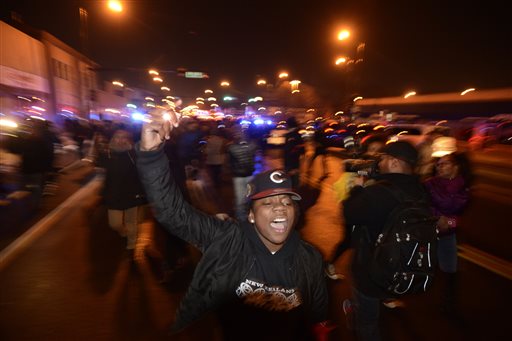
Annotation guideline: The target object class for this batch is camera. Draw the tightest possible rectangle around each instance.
[343,155,380,178]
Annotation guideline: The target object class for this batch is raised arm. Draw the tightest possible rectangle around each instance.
[136,109,227,251]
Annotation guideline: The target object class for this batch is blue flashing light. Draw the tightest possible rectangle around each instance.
[131,112,145,121]
[254,119,264,125]
[240,119,252,125]
[89,113,100,120]
[266,120,273,125]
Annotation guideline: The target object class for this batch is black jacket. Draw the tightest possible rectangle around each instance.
[227,141,258,177]
[97,149,146,210]
[343,173,428,298]
[284,128,304,171]
[136,146,328,332]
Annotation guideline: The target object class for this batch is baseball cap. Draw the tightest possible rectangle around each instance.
[381,141,418,166]
[431,136,457,157]
[247,170,302,200]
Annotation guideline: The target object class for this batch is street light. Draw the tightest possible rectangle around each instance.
[335,56,348,65]
[404,91,416,99]
[107,0,123,13]
[278,72,289,79]
[290,80,301,94]
[257,79,267,86]
[220,81,230,87]
[461,88,476,96]
[79,1,123,55]
[337,29,350,41]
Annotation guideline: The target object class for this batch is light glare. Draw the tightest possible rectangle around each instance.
[108,0,123,13]
[460,88,476,96]
[338,29,350,41]
[404,91,416,99]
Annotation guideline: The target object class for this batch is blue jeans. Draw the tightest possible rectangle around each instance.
[353,287,381,341]
[438,233,457,273]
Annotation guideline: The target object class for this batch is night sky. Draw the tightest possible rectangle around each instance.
[2,0,511,105]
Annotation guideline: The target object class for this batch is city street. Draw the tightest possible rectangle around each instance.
[0,146,510,340]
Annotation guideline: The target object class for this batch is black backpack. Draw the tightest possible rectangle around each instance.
[368,182,438,296]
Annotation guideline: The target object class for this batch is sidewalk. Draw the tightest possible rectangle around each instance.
[0,161,95,251]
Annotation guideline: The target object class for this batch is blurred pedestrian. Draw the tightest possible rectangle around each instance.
[177,119,202,180]
[342,141,427,340]
[424,148,472,313]
[97,129,146,255]
[326,134,386,280]
[11,121,55,208]
[136,114,333,341]
[284,117,305,188]
[227,129,258,221]
[416,129,449,179]
[204,127,228,188]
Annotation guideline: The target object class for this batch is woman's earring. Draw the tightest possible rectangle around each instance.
[249,218,255,223]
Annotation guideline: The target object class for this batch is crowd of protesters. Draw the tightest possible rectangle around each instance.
[1,109,478,340]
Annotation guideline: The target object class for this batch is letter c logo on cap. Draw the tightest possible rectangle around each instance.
[270,171,285,184]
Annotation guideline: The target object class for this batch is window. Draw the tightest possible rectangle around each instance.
[52,58,71,80]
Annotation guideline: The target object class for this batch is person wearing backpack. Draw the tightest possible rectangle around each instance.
[342,141,432,341]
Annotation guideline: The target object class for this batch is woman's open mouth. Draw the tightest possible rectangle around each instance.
[270,217,287,233]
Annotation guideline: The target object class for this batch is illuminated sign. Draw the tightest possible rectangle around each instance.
[185,71,209,79]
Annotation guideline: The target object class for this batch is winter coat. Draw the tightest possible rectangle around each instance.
[136,146,328,332]
[424,175,470,217]
[344,173,428,298]
[284,128,304,171]
[227,141,258,177]
[98,149,146,210]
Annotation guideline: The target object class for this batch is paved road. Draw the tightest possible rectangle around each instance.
[0,149,510,340]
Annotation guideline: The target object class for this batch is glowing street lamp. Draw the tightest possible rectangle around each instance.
[205,89,214,94]
[335,57,348,65]
[107,0,123,13]
[404,91,416,99]
[257,79,267,86]
[220,81,230,87]
[160,86,170,91]
[290,79,301,93]
[112,80,124,87]
[338,29,350,41]
[153,76,163,83]
[460,88,476,96]
[148,69,159,76]
[353,96,363,102]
